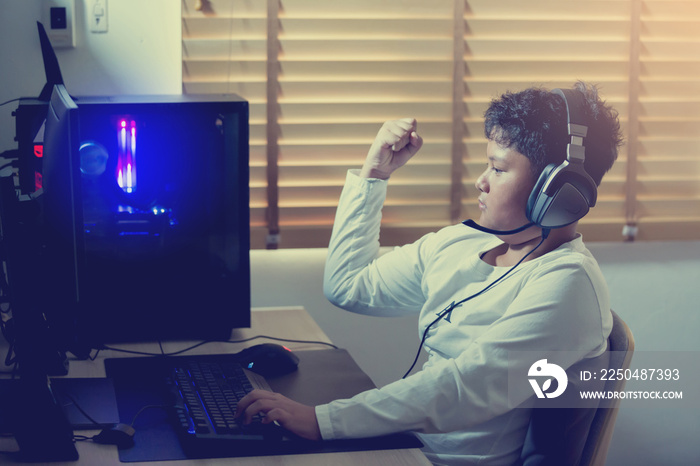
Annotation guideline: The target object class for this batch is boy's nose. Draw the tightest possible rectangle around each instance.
[475,171,488,193]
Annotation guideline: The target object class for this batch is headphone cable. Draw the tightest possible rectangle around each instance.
[402,232,549,379]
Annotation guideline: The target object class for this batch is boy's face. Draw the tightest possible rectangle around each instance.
[475,139,537,233]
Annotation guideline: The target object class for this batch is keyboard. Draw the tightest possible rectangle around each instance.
[167,358,283,448]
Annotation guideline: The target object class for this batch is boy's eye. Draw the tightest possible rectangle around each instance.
[492,166,503,174]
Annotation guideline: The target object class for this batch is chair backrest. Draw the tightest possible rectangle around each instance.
[578,310,635,466]
[519,310,635,466]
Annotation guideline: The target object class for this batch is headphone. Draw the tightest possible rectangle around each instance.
[525,88,598,229]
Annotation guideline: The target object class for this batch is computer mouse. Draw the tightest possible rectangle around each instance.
[93,423,135,448]
[236,343,300,377]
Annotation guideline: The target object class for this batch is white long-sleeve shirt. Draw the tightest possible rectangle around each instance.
[316,170,612,465]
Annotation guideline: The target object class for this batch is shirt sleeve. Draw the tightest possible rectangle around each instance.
[322,170,431,316]
[316,259,610,440]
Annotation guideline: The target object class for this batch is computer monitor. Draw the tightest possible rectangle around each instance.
[39,83,84,357]
[36,87,251,356]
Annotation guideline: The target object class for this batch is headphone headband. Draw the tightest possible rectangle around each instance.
[552,88,587,166]
[551,88,588,139]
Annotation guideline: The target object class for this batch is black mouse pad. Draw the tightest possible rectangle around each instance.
[104,349,422,462]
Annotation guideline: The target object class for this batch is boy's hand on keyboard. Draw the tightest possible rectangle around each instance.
[235,389,321,441]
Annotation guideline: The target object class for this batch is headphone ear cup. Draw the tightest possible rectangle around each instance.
[529,167,595,228]
[527,164,557,223]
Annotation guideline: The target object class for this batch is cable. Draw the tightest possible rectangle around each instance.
[100,341,208,357]
[99,334,338,358]
[87,348,102,361]
[73,404,169,444]
[222,335,339,351]
[61,393,101,427]
[57,386,168,444]
[401,233,549,379]
[0,149,19,160]
[129,404,169,428]
[63,392,168,443]
[0,98,21,108]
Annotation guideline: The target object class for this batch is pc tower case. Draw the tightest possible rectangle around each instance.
[9,93,251,353]
[72,94,251,347]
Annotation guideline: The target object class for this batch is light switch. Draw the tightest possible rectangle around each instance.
[90,0,108,33]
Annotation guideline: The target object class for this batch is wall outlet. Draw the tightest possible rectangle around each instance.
[42,0,76,48]
[90,0,108,33]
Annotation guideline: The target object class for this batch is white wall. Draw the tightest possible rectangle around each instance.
[587,241,700,465]
[0,0,181,153]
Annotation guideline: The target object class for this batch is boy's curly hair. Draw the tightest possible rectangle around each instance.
[484,81,624,186]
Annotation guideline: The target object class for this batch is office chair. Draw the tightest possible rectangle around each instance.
[578,310,635,466]
[519,310,635,466]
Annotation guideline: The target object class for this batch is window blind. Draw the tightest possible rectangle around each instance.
[182,0,700,248]
[631,0,700,240]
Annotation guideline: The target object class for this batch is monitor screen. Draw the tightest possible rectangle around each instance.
[39,89,251,355]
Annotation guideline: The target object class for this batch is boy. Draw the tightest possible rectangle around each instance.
[237,82,623,465]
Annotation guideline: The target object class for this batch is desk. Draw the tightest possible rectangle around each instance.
[1,307,431,465]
